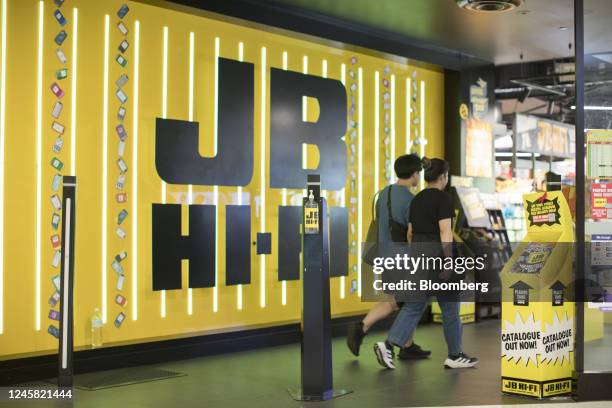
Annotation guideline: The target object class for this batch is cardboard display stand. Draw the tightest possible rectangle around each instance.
[500,191,574,398]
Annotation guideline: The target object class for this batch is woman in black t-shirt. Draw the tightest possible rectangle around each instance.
[379,158,479,369]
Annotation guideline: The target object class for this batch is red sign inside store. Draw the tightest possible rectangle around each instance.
[592,182,612,220]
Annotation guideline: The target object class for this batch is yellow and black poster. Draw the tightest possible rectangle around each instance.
[500,191,574,398]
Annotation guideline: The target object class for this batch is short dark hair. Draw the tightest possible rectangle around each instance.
[421,157,450,182]
[394,154,422,179]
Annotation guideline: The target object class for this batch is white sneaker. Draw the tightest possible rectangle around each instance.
[443,353,479,368]
[374,341,395,369]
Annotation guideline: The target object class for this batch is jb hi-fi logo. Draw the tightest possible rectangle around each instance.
[152,57,347,291]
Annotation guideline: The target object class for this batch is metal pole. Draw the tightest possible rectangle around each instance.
[574,0,585,375]
[58,176,77,388]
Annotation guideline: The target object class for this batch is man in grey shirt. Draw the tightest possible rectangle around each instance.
[347,154,431,364]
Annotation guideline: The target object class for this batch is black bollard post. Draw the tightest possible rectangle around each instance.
[288,175,351,401]
[58,176,76,388]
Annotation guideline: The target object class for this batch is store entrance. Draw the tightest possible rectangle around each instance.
[574,0,612,399]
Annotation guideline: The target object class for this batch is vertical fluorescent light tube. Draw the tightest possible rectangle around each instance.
[101,14,109,323]
[390,74,396,183]
[259,46,266,308]
[60,198,72,369]
[339,62,346,300]
[419,80,425,189]
[374,71,379,193]
[35,0,44,331]
[357,67,363,296]
[406,78,411,154]
[301,56,308,176]
[70,8,78,175]
[0,0,6,334]
[131,21,140,320]
[160,26,168,318]
[281,50,288,306]
[321,61,328,199]
[237,41,244,310]
[213,37,220,313]
[281,181,287,306]
[187,31,194,316]
[281,50,288,209]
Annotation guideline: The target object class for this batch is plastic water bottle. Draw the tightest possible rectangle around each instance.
[91,308,103,348]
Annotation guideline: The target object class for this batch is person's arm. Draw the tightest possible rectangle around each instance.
[438,193,454,280]
[407,223,413,243]
[439,218,453,256]
[437,193,454,256]
[438,218,453,280]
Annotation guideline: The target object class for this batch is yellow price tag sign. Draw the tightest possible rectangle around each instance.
[527,251,547,264]
[459,103,469,120]
[304,207,319,233]
[594,197,607,208]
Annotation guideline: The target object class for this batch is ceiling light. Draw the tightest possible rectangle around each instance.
[571,105,612,111]
[456,0,523,12]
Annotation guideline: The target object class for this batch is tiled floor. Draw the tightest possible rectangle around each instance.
[17,319,612,407]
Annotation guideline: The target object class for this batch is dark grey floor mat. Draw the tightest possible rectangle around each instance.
[48,367,186,391]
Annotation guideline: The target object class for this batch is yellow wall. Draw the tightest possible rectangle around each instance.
[0,0,444,358]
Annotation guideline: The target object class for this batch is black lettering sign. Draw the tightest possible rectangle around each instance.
[510,280,533,306]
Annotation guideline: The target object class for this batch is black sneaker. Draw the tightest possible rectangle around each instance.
[346,321,366,356]
[373,341,396,369]
[444,353,479,368]
[398,343,431,360]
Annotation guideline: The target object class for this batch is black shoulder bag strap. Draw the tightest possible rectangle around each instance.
[387,185,408,242]
[387,185,394,231]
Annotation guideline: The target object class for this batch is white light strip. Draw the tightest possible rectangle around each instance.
[161,26,168,318]
[302,56,308,173]
[419,80,425,189]
[390,74,396,183]
[497,152,541,157]
[187,31,194,316]
[374,71,379,193]
[321,60,328,208]
[340,62,346,300]
[0,0,6,334]
[571,105,612,111]
[280,51,288,306]
[406,78,411,154]
[259,46,267,308]
[189,34,195,123]
[357,67,363,296]
[237,41,244,311]
[35,0,43,331]
[281,50,288,213]
[70,8,77,175]
[101,14,109,323]
[213,37,220,313]
[131,21,140,320]
[61,198,71,369]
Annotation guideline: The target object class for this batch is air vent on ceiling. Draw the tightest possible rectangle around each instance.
[456,0,522,12]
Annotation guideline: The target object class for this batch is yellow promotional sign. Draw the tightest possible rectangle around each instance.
[500,191,574,398]
[304,206,319,234]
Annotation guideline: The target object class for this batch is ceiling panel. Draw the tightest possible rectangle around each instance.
[264,0,612,65]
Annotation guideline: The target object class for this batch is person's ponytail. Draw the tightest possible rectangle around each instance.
[421,157,432,171]
[422,157,449,182]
